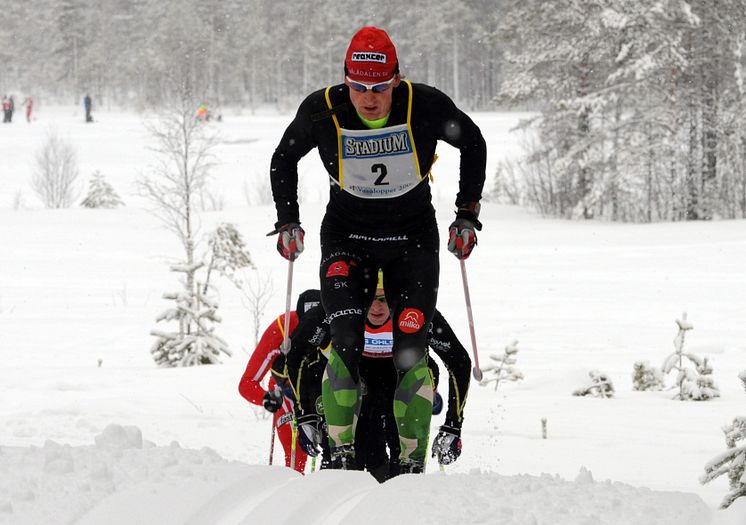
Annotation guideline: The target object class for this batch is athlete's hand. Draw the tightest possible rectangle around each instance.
[431,390,443,415]
[297,413,323,457]
[267,223,305,261]
[262,388,283,413]
[431,424,462,465]
[447,218,478,259]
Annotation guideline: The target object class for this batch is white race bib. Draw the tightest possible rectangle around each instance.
[338,124,421,199]
[325,80,424,200]
[362,326,394,358]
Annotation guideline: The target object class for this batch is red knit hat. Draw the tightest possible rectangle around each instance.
[345,27,398,82]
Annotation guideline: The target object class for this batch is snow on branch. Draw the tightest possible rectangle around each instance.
[701,373,746,508]
[478,340,524,391]
[573,370,615,398]
[661,312,719,401]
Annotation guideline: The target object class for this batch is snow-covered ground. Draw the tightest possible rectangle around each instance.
[1,106,745,524]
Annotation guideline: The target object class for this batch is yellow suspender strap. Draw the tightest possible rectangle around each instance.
[324,86,344,189]
[404,80,424,181]
[275,315,286,339]
[292,353,323,412]
[451,370,467,423]
[291,356,305,409]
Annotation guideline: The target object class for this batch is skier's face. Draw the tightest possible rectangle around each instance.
[367,288,390,326]
[346,75,400,121]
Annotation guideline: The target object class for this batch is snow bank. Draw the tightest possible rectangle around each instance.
[0,424,718,525]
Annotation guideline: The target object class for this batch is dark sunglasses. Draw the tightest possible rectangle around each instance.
[373,294,387,303]
[346,76,396,93]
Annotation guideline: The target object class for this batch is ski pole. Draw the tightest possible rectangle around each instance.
[290,416,298,471]
[311,456,317,473]
[268,416,276,465]
[459,259,483,381]
[281,258,295,354]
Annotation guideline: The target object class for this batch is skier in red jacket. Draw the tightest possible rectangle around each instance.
[238,289,321,473]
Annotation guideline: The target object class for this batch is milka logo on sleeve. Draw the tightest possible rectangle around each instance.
[343,130,411,159]
[350,52,387,63]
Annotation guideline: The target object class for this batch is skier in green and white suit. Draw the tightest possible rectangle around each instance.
[272,272,472,478]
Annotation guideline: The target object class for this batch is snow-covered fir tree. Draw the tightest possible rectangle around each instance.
[661,313,720,401]
[150,260,229,367]
[496,0,746,221]
[701,371,746,508]
[205,223,255,290]
[632,360,664,391]
[573,370,615,398]
[479,340,524,391]
[150,223,254,367]
[81,170,124,208]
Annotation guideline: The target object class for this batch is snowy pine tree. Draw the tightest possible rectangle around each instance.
[701,371,746,508]
[479,340,524,391]
[81,171,124,208]
[632,360,664,391]
[661,312,720,401]
[150,223,254,367]
[573,370,615,398]
[150,260,230,367]
[497,1,746,221]
[205,223,254,290]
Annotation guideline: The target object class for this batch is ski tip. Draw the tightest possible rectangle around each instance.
[472,367,483,381]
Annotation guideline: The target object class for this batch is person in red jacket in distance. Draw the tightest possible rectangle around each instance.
[238,289,321,472]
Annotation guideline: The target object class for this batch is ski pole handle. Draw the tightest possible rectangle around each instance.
[459,259,483,381]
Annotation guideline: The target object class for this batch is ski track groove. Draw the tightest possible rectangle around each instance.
[309,484,375,525]
[183,473,297,525]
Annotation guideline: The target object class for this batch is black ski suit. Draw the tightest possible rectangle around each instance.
[270,81,485,460]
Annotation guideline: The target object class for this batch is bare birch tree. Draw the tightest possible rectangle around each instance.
[242,270,274,348]
[31,128,80,208]
[139,78,230,367]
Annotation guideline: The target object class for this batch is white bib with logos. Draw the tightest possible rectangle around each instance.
[325,80,424,200]
[363,326,394,358]
[338,124,421,199]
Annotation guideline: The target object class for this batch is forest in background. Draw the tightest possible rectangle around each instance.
[2,0,745,223]
[0,0,505,111]
[496,0,746,221]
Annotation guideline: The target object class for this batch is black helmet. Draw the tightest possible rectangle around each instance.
[296,289,321,319]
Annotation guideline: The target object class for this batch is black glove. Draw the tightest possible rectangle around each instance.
[447,219,478,260]
[431,424,462,465]
[267,223,305,261]
[262,389,283,413]
[296,413,323,457]
[447,202,481,260]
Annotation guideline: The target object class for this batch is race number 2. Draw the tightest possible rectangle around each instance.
[372,163,389,186]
